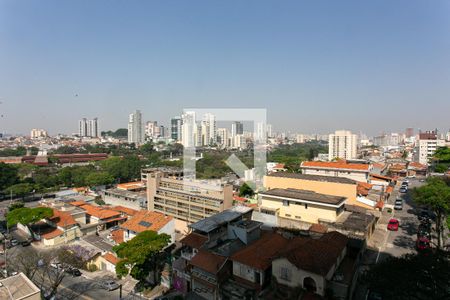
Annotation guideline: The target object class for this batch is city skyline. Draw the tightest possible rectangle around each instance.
[1,1,450,135]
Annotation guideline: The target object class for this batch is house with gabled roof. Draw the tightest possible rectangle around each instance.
[119,209,175,243]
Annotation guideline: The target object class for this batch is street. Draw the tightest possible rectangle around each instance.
[377,178,424,261]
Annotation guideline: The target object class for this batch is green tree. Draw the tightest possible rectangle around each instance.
[113,231,171,280]
[5,183,35,199]
[85,172,114,187]
[8,201,25,212]
[99,156,142,182]
[363,252,450,299]
[6,207,53,227]
[0,162,19,191]
[412,177,450,249]
[239,183,254,197]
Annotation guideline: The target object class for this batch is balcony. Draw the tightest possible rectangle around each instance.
[181,250,195,261]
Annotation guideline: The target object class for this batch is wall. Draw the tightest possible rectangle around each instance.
[272,258,326,296]
[232,261,263,286]
[260,197,341,223]
[158,219,176,244]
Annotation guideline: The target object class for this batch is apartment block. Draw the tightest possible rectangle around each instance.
[146,169,233,233]
[328,130,357,160]
[417,130,446,165]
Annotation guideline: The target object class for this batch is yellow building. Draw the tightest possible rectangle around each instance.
[265,173,356,200]
[259,188,346,225]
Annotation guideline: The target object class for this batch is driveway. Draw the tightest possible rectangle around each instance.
[82,234,114,252]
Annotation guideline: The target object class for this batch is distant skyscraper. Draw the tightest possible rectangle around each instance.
[87,118,99,138]
[181,111,196,147]
[78,118,88,137]
[145,121,158,139]
[266,124,273,138]
[128,110,144,144]
[217,128,230,148]
[202,113,216,145]
[171,116,182,142]
[231,121,243,137]
[405,128,414,138]
[328,130,357,160]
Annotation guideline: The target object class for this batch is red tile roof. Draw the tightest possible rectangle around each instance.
[49,209,78,228]
[102,252,120,265]
[79,204,121,220]
[231,232,288,270]
[69,200,86,207]
[357,182,373,196]
[278,231,348,276]
[370,174,394,181]
[120,210,173,233]
[180,232,208,249]
[111,229,124,244]
[41,228,64,240]
[109,206,138,216]
[190,249,227,274]
[301,161,370,171]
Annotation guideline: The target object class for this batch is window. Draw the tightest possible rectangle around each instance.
[305,203,308,209]
[285,214,291,217]
[283,200,289,206]
[295,216,301,219]
[280,267,291,281]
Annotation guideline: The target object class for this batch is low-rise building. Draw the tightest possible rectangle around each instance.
[272,231,348,297]
[0,272,41,300]
[300,161,372,182]
[259,188,346,227]
[103,188,147,210]
[120,209,175,243]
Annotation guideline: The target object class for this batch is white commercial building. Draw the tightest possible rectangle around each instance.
[417,131,446,165]
[328,130,357,160]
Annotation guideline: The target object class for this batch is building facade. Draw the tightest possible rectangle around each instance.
[128,110,144,144]
[146,169,233,233]
[328,130,357,160]
[417,130,446,165]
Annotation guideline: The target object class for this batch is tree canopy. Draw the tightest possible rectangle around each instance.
[239,183,255,197]
[412,177,450,248]
[363,252,450,300]
[113,230,171,280]
[0,162,19,191]
[7,207,53,227]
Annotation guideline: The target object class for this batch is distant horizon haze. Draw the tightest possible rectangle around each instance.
[1,1,449,136]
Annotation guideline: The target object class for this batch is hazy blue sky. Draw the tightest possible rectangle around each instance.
[1,1,450,136]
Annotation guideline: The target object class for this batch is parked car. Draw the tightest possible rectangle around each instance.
[50,262,64,271]
[65,267,81,277]
[416,237,431,251]
[417,228,431,240]
[21,240,31,247]
[419,222,432,233]
[100,280,120,291]
[394,199,403,210]
[10,239,18,247]
[387,219,399,231]
[110,226,120,231]
[399,187,408,193]
[418,210,435,221]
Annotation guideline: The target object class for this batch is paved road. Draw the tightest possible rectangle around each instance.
[378,178,422,261]
[59,272,121,300]
[83,234,114,252]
